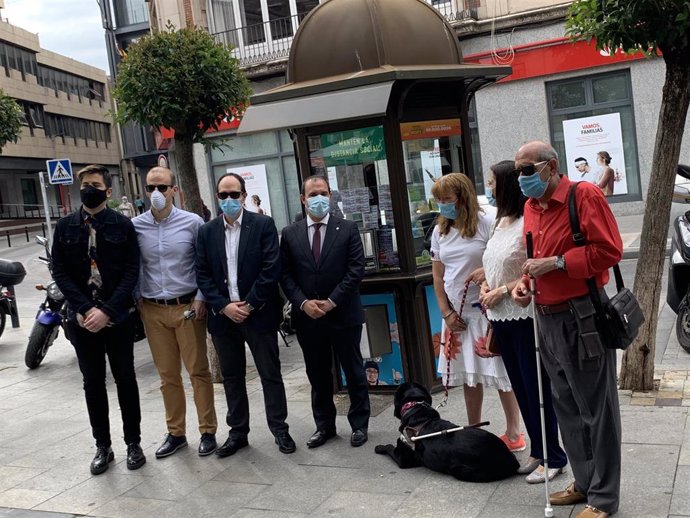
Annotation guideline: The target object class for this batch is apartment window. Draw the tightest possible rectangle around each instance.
[547,70,641,201]
[268,0,293,39]
[113,0,149,27]
[240,0,266,44]
[0,41,38,78]
[44,113,111,145]
[296,0,319,19]
[37,65,106,105]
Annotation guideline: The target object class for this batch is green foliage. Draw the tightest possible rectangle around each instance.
[0,90,23,153]
[567,0,690,65]
[113,28,251,142]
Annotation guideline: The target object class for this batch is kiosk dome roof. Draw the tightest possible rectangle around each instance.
[287,0,464,84]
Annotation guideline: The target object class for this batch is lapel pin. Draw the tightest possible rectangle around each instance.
[336,227,340,230]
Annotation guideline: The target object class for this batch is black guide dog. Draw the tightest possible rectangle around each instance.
[375,382,519,482]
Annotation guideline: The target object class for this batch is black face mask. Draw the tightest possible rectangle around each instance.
[80,186,108,209]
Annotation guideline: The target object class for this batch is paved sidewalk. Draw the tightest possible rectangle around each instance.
[0,217,688,517]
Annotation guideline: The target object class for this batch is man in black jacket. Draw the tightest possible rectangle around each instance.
[51,165,144,475]
[281,175,370,449]
[195,172,295,457]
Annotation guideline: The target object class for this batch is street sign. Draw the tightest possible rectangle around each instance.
[157,154,168,168]
[46,159,73,185]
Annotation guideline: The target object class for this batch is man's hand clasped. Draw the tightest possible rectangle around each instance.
[303,299,335,320]
[223,301,251,323]
[80,307,111,333]
[190,299,207,320]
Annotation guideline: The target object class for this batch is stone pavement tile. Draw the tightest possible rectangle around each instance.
[336,463,433,495]
[670,465,690,515]
[163,480,269,518]
[630,398,656,406]
[0,446,35,467]
[0,488,56,509]
[0,509,76,517]
[85,495,172,518]
[310,490,407,517]
[16,454,94,493]
[620,406,687,445]
[232,510,307,518]
[393,475,496,518]
[120,460,216,501]
[610,485,673,518]
[477,504,572,518]
[34,473,145,515]
[621,443,680,490]
[0,466,47,492]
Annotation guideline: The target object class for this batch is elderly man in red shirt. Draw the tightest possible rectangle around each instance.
[512,141,623,518]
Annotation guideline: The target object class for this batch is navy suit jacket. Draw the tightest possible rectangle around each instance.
[280,215,365,329]
[195,211,282,335]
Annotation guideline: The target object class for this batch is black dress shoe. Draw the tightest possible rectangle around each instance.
[350,429,368,447]
[215,435,248,458]
[198,433,217,456]
[155,434,188,459]
[90,446,114,475]
[275,432,296,454]
[306,429,336,449]
[126,443,146,470]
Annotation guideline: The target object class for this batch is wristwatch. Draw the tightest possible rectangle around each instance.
[500,285,509,296]
[555,255,566,271]
[245,303,255,312]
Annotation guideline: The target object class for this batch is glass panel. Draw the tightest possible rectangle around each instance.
[210,132,278,162]
[210,0,237,33]
[550,80,586,110]
[267,0,293,39]
[400,119,462,268]
[240,0,266,44]
[21,178,38,206]
[279,130,294,152]
[296,0,319,18]
[592,74,630,104]
[114,0,149,26]
[282,156,302,227]
[307,126,398,272]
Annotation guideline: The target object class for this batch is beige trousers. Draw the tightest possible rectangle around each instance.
[141,300,217,436]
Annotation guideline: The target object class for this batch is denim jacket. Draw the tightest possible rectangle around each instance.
[51,207,140,323]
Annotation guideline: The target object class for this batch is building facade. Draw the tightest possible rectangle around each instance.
[0,16,121,219]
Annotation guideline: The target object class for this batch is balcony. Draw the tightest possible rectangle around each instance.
[213,2,477,69]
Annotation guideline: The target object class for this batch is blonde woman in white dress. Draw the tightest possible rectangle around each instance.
[430,173,522,448]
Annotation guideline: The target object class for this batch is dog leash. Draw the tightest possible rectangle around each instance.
[437,280,470,410]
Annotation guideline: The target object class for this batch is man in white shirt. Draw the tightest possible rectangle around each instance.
[195,172,295,457]
[133,167,217,459]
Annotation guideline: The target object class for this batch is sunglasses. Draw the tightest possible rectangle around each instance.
[514,160,549,177]
[145,184,173,193]
[217,191,243,200]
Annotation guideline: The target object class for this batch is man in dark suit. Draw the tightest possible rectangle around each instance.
[281,175,370,448]
[195,172,295,456]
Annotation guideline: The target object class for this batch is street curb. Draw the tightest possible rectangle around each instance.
[622,246,671,260]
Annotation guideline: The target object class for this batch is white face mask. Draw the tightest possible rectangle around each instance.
[150,189,167,211]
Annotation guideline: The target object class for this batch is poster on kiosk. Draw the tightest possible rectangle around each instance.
[562,112,628,197]
[226,164,272,216]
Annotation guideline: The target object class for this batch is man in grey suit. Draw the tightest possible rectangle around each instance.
[195,172,295,457]
[280,175,370,449]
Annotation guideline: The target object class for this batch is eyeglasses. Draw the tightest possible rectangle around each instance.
[145,184,173,193]
[217,191,243,200]
[514,160,549,177]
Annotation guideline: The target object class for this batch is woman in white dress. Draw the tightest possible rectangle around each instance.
[480,161,567,482]
[430,173,522,447]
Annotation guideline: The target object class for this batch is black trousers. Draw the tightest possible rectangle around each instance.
[211,325,289,438]
[296,322,370,432]
[67,319,141,447]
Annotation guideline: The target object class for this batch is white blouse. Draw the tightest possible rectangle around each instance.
[482,217,531,322]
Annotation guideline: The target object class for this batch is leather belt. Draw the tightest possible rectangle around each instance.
[144,292,196,306]
[535,302,571,316]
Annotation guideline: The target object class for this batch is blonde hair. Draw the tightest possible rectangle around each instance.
[431,173,480,238]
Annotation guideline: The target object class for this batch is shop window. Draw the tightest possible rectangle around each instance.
[547,70,641,201]
[307,125,399,273]
[211,131,278,162]
[21,178,39,207]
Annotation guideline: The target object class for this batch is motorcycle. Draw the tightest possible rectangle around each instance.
[0,259,26,339]
[666,164,690,353]
[25,236,67,369]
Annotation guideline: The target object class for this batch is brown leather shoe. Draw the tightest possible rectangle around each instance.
[576,505,609,518]
[549,481,587,506]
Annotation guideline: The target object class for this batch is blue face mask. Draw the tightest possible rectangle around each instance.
[518,173,549,199]
[219,198,243,218]
[438,201,459,220]
[486,189,496,207]
[306,195,330,218]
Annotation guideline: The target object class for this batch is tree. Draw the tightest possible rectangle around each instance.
[113,27,251,217]
[567,1,690,390]
[0,90,23,153]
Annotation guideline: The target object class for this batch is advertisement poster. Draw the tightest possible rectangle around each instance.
[424,284,443,380]
[225,164,272,216]
[341,293,404,387]
[562,113,628,196]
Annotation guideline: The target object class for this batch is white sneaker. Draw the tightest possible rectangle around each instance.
[525,465,565,484]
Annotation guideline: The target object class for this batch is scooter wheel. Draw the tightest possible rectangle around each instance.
[25,322,59,369]
[0,311,5,339]
[675,294,690,354]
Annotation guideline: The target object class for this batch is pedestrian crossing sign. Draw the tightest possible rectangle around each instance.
[46,159,73,185]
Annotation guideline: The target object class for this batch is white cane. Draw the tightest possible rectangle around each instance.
[526,231,554,518]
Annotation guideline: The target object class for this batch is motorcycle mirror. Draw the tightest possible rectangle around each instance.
[35,284,45,291]
[35,236,47,246]
[679,164,690,181]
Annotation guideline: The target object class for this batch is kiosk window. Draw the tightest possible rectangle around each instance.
[400,119,462,267]
[307,125,399,272]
